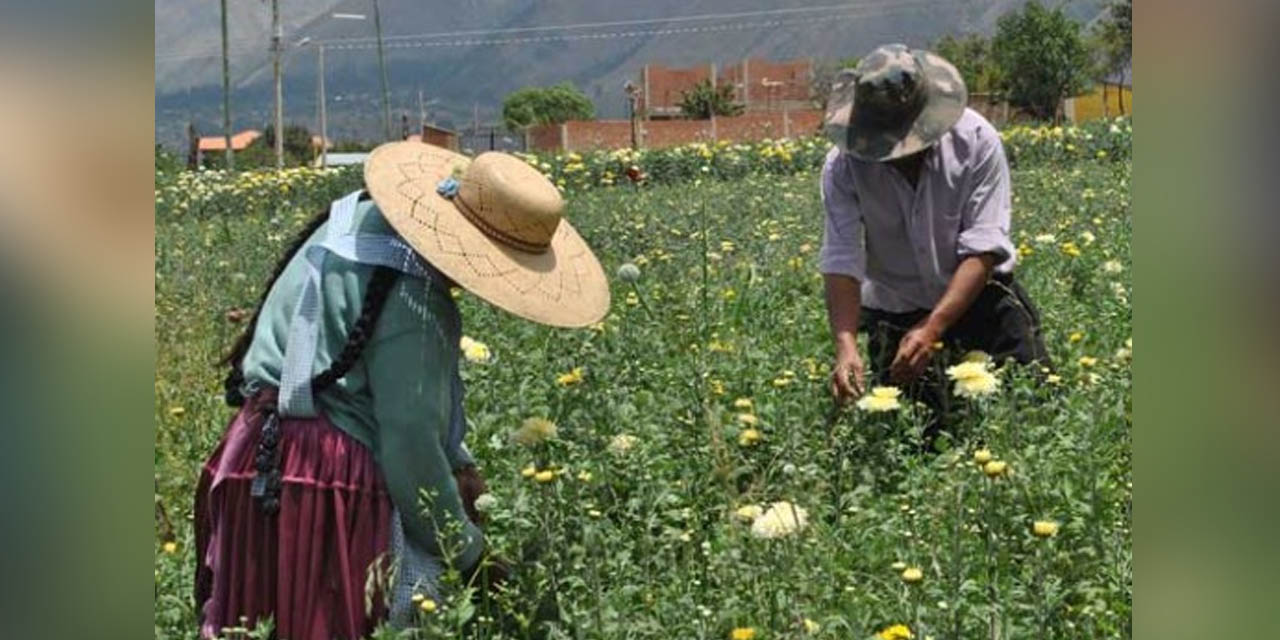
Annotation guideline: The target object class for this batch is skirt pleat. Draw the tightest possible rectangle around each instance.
[195,390,392,640]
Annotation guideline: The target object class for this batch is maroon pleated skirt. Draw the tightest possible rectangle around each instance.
[194,389,393,640]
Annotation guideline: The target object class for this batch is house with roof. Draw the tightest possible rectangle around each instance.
[195,130,262,165]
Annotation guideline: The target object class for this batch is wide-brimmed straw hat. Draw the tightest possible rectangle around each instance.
[365,142,609,327]
[823,43,967,161]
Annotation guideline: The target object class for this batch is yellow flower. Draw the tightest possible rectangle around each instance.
[945,361,1000,398]
[737,413,758,426]
[890,561,907,571]
[733,397,753,410]
[418,597,437,614]
[962,350,990,363]
[750,501,809,539]
[1078,356,1098,368]
[738,428,762,447]
[459,336,492,363]
[878,623,914,640]
[168,406,186,418]
[983,460,1009,478]
[1018,243,1033,258]
[1033,520,1060,538]
[588,509,603,518]
[576,470,593,482]
[521,464,537,478]
[730,628,756,640]
[722,289,737,300]
[626,292,639,306]
[856,386,902,413]
[1060,242,1082,258]
[1047,373,1063,384]
[710,379,726,395]
[803,618,821,633]
[771,377,793,388]
[512,417,558,446]
[1068,332,1083,343]
[162,541,178,554]
[901,567,924,583]
[973,448,993,464]
[556,367,585,386]
[735,504,764,522]
[534,470,556,483]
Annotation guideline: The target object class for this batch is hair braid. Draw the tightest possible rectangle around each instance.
[309,266,400,393]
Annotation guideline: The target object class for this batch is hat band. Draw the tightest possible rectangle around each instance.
[452,193,552,254]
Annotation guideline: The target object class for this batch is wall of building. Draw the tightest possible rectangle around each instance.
[527,109,824,152]
[1066,85,1134,122]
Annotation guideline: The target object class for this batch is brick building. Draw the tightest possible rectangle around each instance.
[637,58,814,118]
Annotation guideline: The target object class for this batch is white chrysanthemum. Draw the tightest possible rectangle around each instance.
[856,386,902,413]
[608,433,638,455]
[750,501,809,539]
[473,493,497,513]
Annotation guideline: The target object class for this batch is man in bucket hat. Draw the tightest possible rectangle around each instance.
[819,44,1050,444]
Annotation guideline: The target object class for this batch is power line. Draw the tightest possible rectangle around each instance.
[155,0,936,62]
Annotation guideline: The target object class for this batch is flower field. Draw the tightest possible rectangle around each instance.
[155,125,1131,639]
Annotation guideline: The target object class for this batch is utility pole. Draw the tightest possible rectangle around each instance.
[271,0,283,169]
[372,0,393,141]
[418,89,426,131]
[220,0,234,170]
[317,44,328,168]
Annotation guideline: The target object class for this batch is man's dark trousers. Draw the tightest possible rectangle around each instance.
[859,273,1051,447]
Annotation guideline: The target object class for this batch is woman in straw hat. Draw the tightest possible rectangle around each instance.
[194,143,609,639]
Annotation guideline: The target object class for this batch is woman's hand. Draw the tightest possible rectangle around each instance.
[453,465,487,525]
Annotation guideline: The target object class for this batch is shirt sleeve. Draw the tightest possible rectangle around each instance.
[956,132,1015,265]
[818,148,867,281]
[365,288,484,572]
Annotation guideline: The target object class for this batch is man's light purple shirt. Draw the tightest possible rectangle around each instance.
[819,108,1016,313]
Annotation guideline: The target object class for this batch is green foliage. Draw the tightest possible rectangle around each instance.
[992,0,1093,120]
[1088,0,1133,79]
[155,128,1131,639]
[502,83,596,132]
[156,144,183,175]
[933,33,1001,95]
[677,80,745,119]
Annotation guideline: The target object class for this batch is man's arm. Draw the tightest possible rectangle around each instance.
[818,148,869,403]
[889,253,997,383]
[824,273,866,402]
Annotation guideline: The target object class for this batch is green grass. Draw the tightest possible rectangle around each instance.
[155,159,1131,640]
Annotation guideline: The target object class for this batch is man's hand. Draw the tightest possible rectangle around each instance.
[831,341,867,403]
[454,465,487,525]
[890,321,942,384]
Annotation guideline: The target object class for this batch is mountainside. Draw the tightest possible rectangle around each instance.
[155,0,1104,149]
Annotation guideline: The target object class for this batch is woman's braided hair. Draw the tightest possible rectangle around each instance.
[221,194,400,406]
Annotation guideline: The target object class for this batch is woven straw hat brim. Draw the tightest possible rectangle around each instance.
[825,50,967,162]
[365,142,610,328]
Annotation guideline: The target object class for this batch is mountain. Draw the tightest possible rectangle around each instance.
[155,0,1105,149]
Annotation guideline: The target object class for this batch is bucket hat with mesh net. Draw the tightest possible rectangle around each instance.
[364,142,610,328]
[823,43,968,161]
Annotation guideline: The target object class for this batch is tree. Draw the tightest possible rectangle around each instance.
[1089,0,1132,78]
[677,80,744,119]
[502,83,595,132]
[933,33,1001,95]
[991,1,1092,121]
[810,56,862,110]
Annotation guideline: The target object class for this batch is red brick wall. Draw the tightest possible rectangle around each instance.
[527,109,825,152]
[640,63,714,117]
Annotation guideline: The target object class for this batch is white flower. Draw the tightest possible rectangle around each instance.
[1033,233,1057,244]
[750,501,809,539]
[473,493,497,513]
[459,336,492,364]
[608,433,638,455]
[1102,259,1124,274]
[945,361,1000,399]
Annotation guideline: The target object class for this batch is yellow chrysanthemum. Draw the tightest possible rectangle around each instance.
[556,367,585,386]
[803,618,821,633]
[1078,356,1098,368]
[983,460,1009,478]
[733,397,753,410]
[168,406,186,418]
[162,541,178,554]
[737,413,759,426]
[857,386,902,413]
[534,470,556,483]
[1033,520,1060,538]
[1068,332,1083,343]
[973,448,993,464]
[738,428,762,447]
[521,464,537,478]
[730,628,756,640]
[511,417,558,446]
[418,598,437,613]
[735,504,764,523]
[946,361,1000,398]
[900,567,923,583]
[878,623,914,639]
[459,336,492,363]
